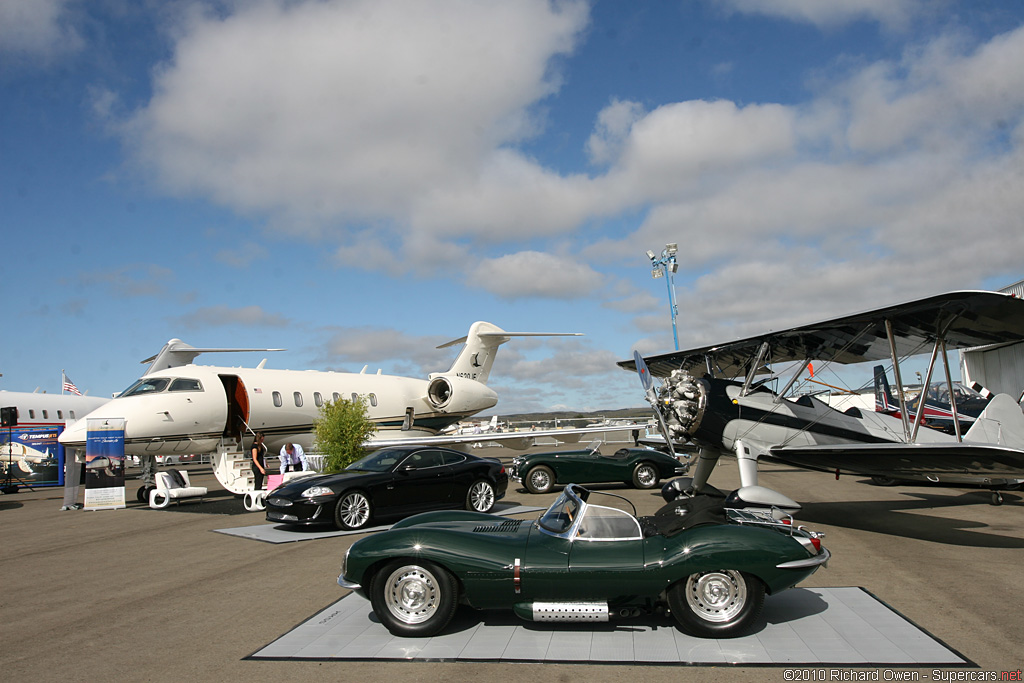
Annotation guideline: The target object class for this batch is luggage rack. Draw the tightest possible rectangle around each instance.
[726,507,803,535]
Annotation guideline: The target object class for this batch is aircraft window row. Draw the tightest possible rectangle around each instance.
[268,391,378,409]
[24,409,74,420]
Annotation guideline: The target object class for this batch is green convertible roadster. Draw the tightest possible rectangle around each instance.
[337,484,829,638]
[510,441,687,493]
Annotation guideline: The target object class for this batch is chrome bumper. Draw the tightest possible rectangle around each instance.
[777,547,830,570]
[337,574,361,590]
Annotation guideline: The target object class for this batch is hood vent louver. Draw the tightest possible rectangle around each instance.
[472,519,523,533]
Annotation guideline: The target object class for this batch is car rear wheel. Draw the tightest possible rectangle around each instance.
[632,462,659,489]
[524,465,554,494]
[466,480,496,513]
[334,491,372,530]
[668,569,764,638]
[371,559,458,637]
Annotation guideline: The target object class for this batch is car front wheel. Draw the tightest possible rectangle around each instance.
[466,480,496,512]
[632,462,659,489]
[371,559,458,637]
[334,491,372,530]
[668,569,764,638]
[524,465,554,494]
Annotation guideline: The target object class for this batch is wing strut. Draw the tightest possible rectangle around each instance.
[885,319,913,441]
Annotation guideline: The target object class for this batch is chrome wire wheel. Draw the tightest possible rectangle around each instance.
[335,491,370,529]
[468,481,495,512]
[527,466,553,493]
[684,570,747,623]
[633,463,658,488]
[383,564,442,625]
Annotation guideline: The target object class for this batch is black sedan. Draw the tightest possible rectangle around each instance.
[265,445,508,530]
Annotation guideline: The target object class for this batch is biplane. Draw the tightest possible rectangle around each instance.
[620,290,1024,511]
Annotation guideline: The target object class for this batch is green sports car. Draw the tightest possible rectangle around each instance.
[510,441,687,493]
[337,484,829,639]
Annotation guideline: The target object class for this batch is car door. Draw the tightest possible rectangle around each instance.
[385,449,453,512]
[565,504,646,599]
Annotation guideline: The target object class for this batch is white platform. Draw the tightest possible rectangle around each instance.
[248,587,969,666]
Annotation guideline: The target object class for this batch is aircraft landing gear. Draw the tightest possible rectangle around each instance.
[991,491,1004,506]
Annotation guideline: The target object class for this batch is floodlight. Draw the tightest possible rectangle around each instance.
[646,250,656,260]
[666,243,678,256]
[669,262,678,273]
[652,268,663,279]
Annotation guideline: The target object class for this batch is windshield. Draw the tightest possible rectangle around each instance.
[538,489,581,535]
[120,378,170,397]
[346,448,407,473]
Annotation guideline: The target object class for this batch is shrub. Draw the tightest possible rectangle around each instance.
[313,397,376,473]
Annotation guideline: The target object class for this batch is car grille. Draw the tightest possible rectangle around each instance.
[267,497,292,507]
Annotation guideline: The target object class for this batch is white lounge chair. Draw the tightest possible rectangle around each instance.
[149,469,208,508]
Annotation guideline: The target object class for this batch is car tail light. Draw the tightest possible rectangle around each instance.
[810,536,821,552]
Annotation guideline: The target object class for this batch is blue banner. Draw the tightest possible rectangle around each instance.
[1,425,64,487]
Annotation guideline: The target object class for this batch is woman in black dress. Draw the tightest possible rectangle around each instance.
[251,431,268,490]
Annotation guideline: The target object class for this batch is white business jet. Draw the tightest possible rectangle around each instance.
[58,322,598,495]
[0,390,109,427]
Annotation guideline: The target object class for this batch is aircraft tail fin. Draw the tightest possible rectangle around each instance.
[141,339,286,375]
[964,393,1024,448]
[873,365,897,413]
[434,322,580,385]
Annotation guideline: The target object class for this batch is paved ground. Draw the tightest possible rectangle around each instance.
[2,448,1022,682]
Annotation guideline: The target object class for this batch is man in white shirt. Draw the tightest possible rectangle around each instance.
[279,442,308,473]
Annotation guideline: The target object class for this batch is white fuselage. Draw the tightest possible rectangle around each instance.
[57,364,498,456]
[0,390,110,427]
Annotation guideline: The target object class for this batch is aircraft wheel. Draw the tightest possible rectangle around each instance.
[668,569,764,638]
[334,491,372,530]
[136,485,154,504]
[992,491,1004,506]
[524,465,554,494]
[466,480,496,513]
[371,559,458,638]
[632,462,659,489]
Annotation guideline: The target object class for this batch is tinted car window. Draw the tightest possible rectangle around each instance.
[402,450,446,469]
[441,451,466,465]
[347,449,407,472]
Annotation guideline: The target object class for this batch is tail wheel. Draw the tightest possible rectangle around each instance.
[370,559,458,637]
[524,465,554,494]
[632,462,659,489]
[334,491,372,530]
[466,480,496,512]
[668,569,764,638]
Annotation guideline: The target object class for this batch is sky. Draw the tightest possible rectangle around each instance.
[3,0,1024,414]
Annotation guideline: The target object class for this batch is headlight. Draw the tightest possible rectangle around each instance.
[301,485,334,498]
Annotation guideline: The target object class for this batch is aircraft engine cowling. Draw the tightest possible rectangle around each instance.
[426,376,499,414]
[658,370,706,440]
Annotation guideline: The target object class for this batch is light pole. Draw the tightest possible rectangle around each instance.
[646,243,679,350]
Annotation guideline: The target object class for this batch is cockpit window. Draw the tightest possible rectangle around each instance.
[121,378,170,397]
[168,378,203,392]
[538,490,581,535]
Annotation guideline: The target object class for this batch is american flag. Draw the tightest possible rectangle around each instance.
[62,372,83,396]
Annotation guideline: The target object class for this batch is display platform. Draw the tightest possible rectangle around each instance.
[248,587,970,666]
[214,503,544,543]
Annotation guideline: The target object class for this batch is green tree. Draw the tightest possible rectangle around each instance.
[313,397,376,473]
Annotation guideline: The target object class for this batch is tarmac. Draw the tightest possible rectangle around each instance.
[2,447,1022,682]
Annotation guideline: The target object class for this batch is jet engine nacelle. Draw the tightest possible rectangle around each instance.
[426,375,499,414]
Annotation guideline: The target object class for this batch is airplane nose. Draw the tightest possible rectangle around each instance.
[58,420,87,446]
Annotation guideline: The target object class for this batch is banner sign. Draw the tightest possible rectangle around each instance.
[84,418,126,510]
[1,425,65,487]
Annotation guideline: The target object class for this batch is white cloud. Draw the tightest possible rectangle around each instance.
[467,251,604,299]
[126,0,589,231]
[0,0,82,59]
[714,0,926,30]
[176,305,292,329]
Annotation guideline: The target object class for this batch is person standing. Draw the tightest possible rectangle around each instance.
[279,442,308,473]
[251,431,268,490]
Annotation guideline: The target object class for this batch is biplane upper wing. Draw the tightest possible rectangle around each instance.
[618,290,1024,379]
